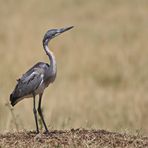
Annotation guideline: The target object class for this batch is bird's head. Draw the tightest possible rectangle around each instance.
[43,26,74,45]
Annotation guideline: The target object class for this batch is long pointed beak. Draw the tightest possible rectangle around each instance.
[56,26,74,35]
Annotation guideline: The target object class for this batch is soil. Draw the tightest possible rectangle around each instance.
[0,129,148,148]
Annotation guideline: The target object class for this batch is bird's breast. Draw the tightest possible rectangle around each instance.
[45,74,56,86]
[34,74,56,95]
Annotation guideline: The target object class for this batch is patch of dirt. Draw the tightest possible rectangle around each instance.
[0,129,148,147]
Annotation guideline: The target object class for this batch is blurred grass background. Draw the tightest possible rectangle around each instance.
[1,0,148,134]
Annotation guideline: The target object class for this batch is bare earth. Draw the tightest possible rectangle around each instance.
[0,129,148,148]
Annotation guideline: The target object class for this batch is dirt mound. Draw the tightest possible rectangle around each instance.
[0,129,148,147]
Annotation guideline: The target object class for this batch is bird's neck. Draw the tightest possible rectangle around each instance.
[44,44,57,75]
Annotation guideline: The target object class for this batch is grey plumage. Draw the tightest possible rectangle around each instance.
[10,62,51,106]
[10,26,74,133]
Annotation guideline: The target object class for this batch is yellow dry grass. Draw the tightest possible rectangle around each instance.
[0,0,148,135]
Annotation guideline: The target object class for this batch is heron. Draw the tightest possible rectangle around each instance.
[10,26,74,134]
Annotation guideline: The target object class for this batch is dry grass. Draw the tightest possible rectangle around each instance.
[0,0,148,136]
[1,129,148,148]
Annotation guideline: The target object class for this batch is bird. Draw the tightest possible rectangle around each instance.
[10,26,74,134]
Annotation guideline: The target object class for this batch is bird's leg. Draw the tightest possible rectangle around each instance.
[33,94,39,134]
[38,93,49,134]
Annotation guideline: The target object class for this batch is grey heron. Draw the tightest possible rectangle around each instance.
[10,26,74,134]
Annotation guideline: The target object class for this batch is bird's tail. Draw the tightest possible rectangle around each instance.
[10,93,19,106]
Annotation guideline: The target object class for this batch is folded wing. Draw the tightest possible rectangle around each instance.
[10,67,44,106]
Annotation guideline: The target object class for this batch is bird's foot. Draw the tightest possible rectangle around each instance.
[36,130,39,134]
[43,130,50,135]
